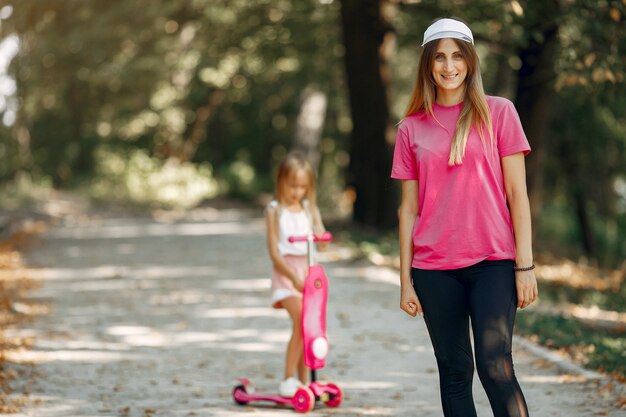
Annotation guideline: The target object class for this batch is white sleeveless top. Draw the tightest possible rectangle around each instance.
[268,200,313,256]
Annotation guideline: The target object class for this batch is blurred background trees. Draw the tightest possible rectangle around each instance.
[0,0,624,267]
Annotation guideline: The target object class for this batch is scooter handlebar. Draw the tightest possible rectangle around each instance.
[288,231,332,243]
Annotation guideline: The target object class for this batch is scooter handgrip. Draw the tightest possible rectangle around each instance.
[317,231,332,242]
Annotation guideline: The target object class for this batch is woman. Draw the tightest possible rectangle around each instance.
[391,17,537,417]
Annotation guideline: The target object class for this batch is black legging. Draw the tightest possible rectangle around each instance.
[411,260,529,417]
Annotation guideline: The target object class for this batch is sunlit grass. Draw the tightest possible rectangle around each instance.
[516,312,626,379]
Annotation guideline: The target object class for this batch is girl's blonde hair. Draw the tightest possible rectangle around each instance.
[404,19,493,166]
[275,151,317,208]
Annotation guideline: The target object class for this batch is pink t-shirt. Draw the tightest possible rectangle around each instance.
[391,96,531,270]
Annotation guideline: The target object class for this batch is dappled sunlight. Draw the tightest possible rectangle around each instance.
[215,278,268,290]
[46,220,265,240]
[220,328,260,338]
[69,278,158,292]
[107,325,171,347]
[108,325,153,336]
[327,407,401,416]
[12,265,126,281]
[4,349,142,364]
[149,290,216,306]
[316,246,359,263]
[34,339,130,352]
[120,333,170,347]
[91,148,220,209]
[171,331,236,344]
[257,330,290,344]
[25,265,219,282]
[100,324,287,351]
[536,261,623,291]
[219,342,282,353]
[338,380,397,390]
[519,374,587,384]
[135,265,219,279]
[201,307,283,319]
[533,303,626,328]
[332,265,398,286]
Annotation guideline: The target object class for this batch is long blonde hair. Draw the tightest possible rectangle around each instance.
[404,22,493,166]
[275,151,318,208]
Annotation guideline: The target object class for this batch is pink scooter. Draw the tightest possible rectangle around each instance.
[232,231,343,413]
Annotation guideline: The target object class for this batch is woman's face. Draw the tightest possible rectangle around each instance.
[431,38,468,96]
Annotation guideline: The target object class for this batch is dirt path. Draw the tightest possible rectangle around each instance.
[3,207,624,416]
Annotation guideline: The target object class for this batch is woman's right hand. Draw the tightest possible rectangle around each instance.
[400,284,422,317]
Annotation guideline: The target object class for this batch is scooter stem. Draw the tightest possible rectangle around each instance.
[307,234,315,268]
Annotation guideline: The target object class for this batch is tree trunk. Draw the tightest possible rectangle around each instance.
[339,0,397,228]
[180,90,224,163]
[514,2,560,231]
[574,187,596,257]
[293,87,327,172]
[68,79,93,181]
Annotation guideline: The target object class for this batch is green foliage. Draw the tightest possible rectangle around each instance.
[1,0,348,196]
[89,147,219,208]
[544,86,626,266]
[0,173,53,210]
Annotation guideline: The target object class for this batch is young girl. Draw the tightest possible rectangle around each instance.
[265,151,325,398]
[392,17,537,417]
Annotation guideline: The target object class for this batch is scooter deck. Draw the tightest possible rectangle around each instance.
[301,264,328,370]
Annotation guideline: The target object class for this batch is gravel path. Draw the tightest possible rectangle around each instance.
[3,207,624,416]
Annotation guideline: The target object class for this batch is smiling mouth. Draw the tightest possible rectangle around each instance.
[441,74,457,81]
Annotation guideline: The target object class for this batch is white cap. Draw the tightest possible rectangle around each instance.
[422,18,474,46]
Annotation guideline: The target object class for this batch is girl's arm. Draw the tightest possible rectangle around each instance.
[398,180,421,317]
[266,206,304,291]
[311,206,326,236]
[502,152,538,309]
[311,205,329,250]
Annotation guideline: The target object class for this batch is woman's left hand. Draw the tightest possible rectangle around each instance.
[515,270,538,309]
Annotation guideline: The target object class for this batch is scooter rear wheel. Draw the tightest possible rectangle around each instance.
[232,385,249,405]
[292,386,315,413]
[323,383,343,408]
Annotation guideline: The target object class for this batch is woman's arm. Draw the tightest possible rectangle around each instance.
[502,152,538,309]
[398,180,421,317]
[266,207,304,291]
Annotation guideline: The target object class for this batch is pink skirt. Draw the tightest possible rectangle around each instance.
[271,255,307,309]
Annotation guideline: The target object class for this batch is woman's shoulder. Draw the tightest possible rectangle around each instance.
[397,112,427,130]
[486,95,516,111]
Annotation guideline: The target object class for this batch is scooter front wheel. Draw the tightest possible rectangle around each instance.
[292,386,315,413]
[323,383,343,408]
[232,384,249,405]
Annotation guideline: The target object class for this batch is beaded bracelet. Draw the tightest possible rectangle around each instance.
[513,264,535,272]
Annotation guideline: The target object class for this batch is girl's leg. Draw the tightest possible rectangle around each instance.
[411,268,478,417]
[281,296,305,381]
[298,349,308,384]
[466,260,529,417]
